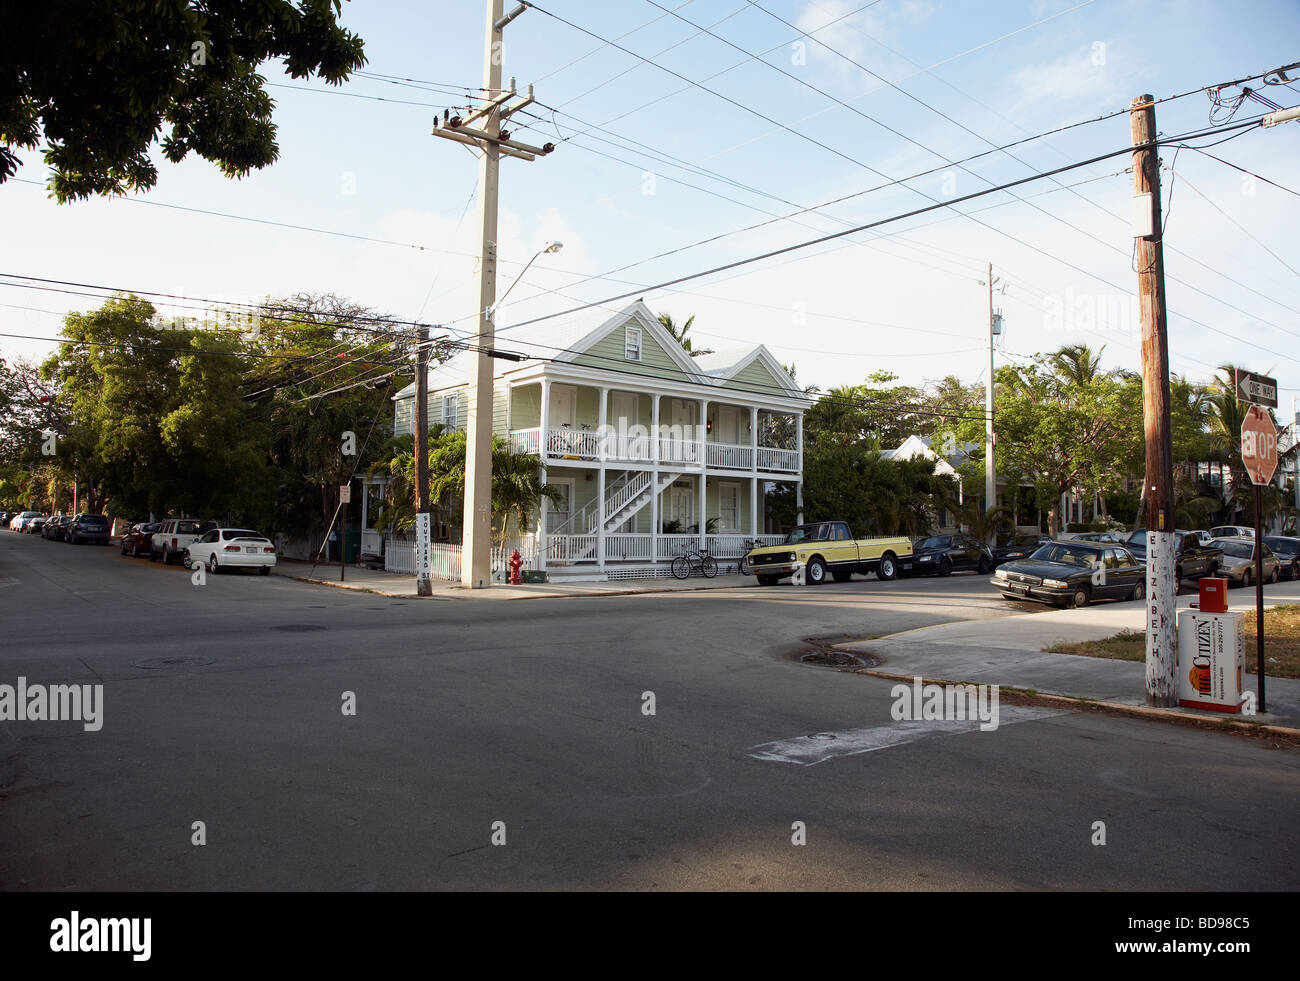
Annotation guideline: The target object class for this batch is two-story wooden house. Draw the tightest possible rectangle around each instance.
[390,300,810,579]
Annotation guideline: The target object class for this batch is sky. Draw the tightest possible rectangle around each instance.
[3,0,1299,433]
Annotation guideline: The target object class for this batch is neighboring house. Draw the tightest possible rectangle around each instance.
[389,300,811,578]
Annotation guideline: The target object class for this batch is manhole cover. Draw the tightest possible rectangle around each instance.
[800,649,877,668]
[132,655,215,669]
[273,624,328,632]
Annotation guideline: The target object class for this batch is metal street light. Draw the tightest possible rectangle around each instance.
[489,241,562,321]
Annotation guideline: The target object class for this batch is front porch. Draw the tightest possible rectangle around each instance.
[505,379,801,476]
[537,467,793,576]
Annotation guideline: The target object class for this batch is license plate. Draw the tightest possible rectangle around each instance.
[1010,583,1028,594]
[245,546,259,553]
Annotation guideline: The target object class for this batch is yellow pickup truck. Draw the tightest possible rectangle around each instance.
[745,521,913,585]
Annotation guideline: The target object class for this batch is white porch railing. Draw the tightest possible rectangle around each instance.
[757,446,799,472]
[659,438,702,465]
[548,535,598,561]
[605,534,654,560]
[656,534,699,560]
[546,427,600,459]
[510,427,540,454]
[706,442,753,470]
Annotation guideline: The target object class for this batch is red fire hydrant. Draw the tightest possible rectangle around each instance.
[508,549,523,585]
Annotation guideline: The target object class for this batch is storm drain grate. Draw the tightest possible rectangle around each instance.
[800,649,877,668]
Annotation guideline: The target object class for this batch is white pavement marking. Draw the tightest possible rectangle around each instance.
[747,707,1071,766]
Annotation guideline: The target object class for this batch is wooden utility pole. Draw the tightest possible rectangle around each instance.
[432,0,554,588]
[1132,94,1177,707]
[414,324,431,596]
[984,261,998,543]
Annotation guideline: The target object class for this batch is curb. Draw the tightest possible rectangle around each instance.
[275,572,754,601]
[845,666,1300,743]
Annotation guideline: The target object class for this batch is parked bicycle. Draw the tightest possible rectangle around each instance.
[672,547,718,579]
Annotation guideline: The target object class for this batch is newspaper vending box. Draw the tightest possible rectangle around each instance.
[1176,609,1245,713]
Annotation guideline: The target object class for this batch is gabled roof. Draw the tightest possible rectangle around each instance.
[395,301,809,403]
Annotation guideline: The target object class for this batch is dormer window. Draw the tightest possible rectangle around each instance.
[625,327,642,362]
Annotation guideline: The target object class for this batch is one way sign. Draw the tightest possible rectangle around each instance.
[1236,370,1278,409]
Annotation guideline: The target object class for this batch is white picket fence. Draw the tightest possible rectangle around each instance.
[383,539,535,580]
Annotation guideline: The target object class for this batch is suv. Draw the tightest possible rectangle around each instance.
[67,513,111,545]
[9,511,42,532]
[151,518,209,565]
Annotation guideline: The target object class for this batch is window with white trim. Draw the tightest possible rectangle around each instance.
[625,326,642,362]
[441,393,458,431]
[719,482,740,533]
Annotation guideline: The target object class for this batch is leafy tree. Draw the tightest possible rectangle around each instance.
[2,0,367,200]
[372,429,560,545]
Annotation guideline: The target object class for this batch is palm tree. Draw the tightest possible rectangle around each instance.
[1048,343,1105,389]
[657,312,714,357]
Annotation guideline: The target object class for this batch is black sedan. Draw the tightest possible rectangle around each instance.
[991,540,1145,608]
[1263,537,1299,581]
[993,534,1050,566]
[901,533,994,576]
[43,515,73,540]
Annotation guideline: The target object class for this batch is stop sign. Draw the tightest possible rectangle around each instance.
[1241,405,1278,485]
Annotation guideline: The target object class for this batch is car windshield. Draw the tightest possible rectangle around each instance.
[784,526,823,544]
[1030,543,1102,567]
[1218,541,1253,559]
[917,536,951,550]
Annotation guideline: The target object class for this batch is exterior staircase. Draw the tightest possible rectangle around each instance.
[548,470,681,562]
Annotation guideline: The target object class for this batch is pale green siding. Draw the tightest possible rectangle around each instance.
[493,388,506,437]
[723,357,787,396]
[573,320,688,381]
[511,383,541,430]
[394,397,413,437]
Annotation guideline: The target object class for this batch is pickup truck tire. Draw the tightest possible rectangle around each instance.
[877,552,899,581]
[162,547,173,565]
[757,574,779,586]
[806,556,828,585]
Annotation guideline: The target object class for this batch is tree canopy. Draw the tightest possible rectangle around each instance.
[1,0,367,200]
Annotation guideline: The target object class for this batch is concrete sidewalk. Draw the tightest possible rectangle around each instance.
[843,579,1300,732]
[271,558,755,599]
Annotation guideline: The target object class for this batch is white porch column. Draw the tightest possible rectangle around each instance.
[598,387,608,569]
[796,411,803,475]
[539,378,551,573]
[651,395,660,564]
[698,473,707,553]
[750,477,758,537]
[750,405,759,475]
[698,398,707,469]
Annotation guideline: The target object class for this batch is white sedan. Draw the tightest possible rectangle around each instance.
[185,528,277,575]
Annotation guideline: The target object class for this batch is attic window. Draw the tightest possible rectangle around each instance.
[625,327,642,362]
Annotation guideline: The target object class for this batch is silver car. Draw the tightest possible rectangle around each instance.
[1212,537,1280,587]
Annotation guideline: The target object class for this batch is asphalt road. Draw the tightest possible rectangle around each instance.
[1,530,1297,891]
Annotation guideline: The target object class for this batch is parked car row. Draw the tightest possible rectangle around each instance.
[14,510,279,576]
[118,518,278,574]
